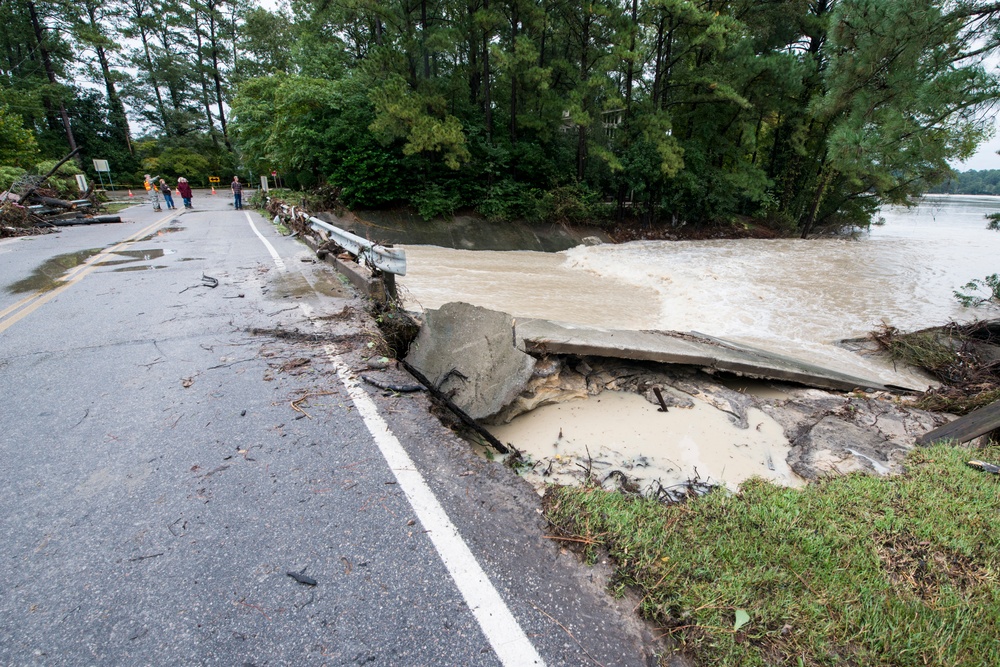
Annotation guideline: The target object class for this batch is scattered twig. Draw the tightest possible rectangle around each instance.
[71,408,89,429]
[542,534,600,545]
[290,390,339,418]
[128,552,164,562]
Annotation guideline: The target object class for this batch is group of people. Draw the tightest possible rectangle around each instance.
[143,175,195,211]
[143,175,246,211]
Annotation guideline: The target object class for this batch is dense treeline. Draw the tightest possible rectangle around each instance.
[927,169,1000,195]
[0,0,252,191]
[3,0,1000,234]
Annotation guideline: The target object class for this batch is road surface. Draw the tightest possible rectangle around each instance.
[0,192,662,666]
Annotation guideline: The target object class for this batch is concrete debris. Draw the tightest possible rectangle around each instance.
[403,302,536,421]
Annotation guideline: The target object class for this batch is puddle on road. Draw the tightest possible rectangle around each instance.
[94,248,176,267]
[6,248,104,293]
[488,389,806,495]
[112,265,169,272]
[136,225,185,242]
[267,270,352,300]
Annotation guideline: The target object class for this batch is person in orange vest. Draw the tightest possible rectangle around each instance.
[144,174,162,211]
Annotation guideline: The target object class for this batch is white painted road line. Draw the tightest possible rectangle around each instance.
[250,219,546,666]
[295,300,546,667]
[245,212,286,272]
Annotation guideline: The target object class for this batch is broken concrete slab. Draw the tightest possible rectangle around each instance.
[404,302,536,420]
[916,399,1000,445]
[515,318,925,393]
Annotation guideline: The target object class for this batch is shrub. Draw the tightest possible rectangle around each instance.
[476,179,545,222]
[411,182,462,220]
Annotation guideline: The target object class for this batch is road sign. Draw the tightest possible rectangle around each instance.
[208,176,220,183]
[93,159,110,172]
[271,171,277,176]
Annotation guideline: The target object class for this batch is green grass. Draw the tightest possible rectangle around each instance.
[543,444,1000,666]
[100,201,136,214]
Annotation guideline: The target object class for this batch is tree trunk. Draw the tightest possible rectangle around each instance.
[420,0,430,79]
[483,0,493,142]
[207,2,232,150]
[192,8,220,148]
[27,1,78,155]
[85,1,131,155]
[800,165,833,238]
[576,9,590,182]
[509,1,518,144]
[137,19,169,135]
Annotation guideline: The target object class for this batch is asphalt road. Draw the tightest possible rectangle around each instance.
[0,192,662,666]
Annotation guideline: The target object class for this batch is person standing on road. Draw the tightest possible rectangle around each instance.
[176,177,193,209]
[159,179,176,210]
[231,176,243,210]
[144,174,162,212]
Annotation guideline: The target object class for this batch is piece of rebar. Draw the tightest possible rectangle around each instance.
[652,387,669,412]
[399,359,510,454]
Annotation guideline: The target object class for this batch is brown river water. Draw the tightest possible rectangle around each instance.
[395,196,1000,493]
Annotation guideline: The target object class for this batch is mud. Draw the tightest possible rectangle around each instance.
[485,356,952,496]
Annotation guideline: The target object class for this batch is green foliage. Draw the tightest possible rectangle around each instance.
[477,179,545,222]
[0,166,27,191]
[151,147,212,181]
[931,171,1000,195]
[955,274,1000,308]
[369,75,471,170]
[6,0,1000,231]
[331,146,409,208]
[0,104,38,168]
[545,443,1000,666]
[411,182,462,221]
[538,184,602,225]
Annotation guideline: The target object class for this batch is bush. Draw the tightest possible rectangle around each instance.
[538,183,602,224]
[331,146,409,208]
[411,182,462,220]
[0,166,26,191]
[476,179,546,222]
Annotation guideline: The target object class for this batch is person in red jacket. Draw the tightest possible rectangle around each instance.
[176,177,194,209]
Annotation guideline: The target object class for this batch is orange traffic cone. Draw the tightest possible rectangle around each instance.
[128,189,133,197]
[211,186,216,195]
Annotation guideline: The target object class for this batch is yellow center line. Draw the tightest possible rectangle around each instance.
[0,213,175,334]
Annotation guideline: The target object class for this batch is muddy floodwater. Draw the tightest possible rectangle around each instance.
[396,196,1000,493]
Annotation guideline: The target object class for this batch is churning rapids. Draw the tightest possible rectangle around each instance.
[396,196,1000,493]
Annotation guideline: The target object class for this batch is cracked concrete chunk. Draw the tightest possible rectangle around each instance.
[789,416,903,479]
[404,302,536,420]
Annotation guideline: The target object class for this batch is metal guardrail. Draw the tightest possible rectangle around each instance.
[308,216,406,276]
[270,200,406,278]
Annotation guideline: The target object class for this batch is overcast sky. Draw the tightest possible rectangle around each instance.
[955,118,1000,171]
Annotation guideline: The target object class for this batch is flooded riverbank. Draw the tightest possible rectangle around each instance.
[394,196,999,494]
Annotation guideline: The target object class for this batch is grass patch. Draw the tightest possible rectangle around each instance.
[100,201,135,214]
[543,443,1000,666]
